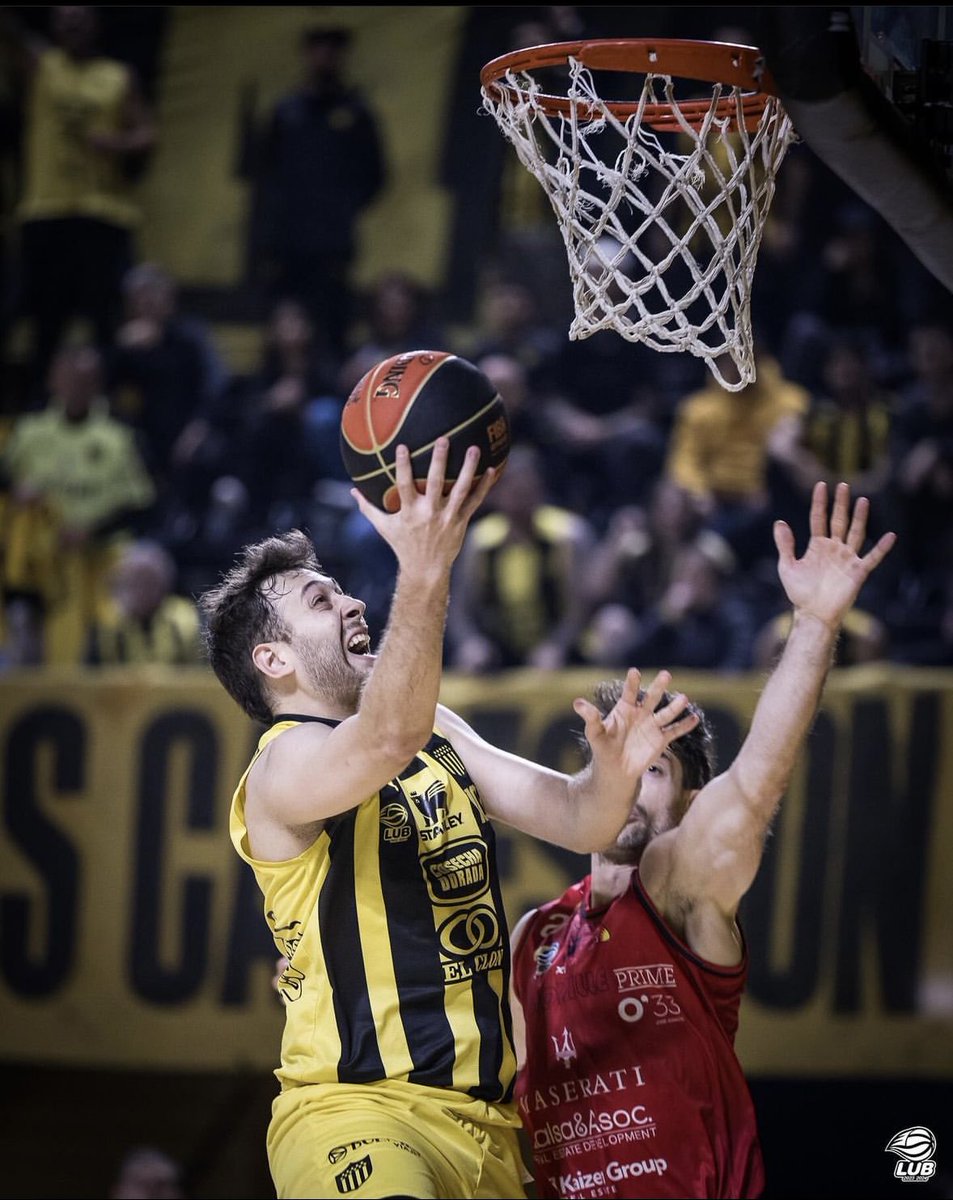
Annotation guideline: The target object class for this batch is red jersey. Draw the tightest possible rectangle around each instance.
[512,872,764,1199]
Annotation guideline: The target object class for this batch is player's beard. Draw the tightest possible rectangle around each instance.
[599,806,672,866]
[294,633,367,714]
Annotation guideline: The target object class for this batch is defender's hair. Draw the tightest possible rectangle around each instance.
[199,529,322,725]
[580,678,716,792]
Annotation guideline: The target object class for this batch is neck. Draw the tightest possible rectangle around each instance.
[272,690,357,723]
[589,855,638,909]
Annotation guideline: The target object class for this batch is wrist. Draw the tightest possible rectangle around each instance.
[790,608,841,639]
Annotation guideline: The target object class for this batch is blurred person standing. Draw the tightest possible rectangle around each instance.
[231,297,346,528]
[250,25,387,359]
[889,321,953,577]
[585,539,757,675]
[109,1144,187,1200]
[11,5,156,395]
[447,443,596,673]
[86,539,203,666]
[109,262,228,510]
[0,343,154,663]
[580,478,739,669]
[882,322,953,660]
[768,333,895,506]
[665,351,810,570]
[467,278,561,378]
[337,271,445,397]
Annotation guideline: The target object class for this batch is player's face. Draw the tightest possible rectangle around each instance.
[271,570,374,708]
[600,750,687,865]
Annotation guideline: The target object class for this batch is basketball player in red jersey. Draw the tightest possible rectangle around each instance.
[510,481,896,1199]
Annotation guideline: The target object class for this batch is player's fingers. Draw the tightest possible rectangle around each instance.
[830,481,850,541]
[619,667,643,708]
[423,437,451,498]
[459,463,498,520]
[809,480,828,539]
[446,445,482,510]
[653,691,692,726]
[350,487,385,527]
[393,444,421,508]
[641,669,672,712]
[573,697,605,742]
[845,495,870,554]
[862,529,898,571]
[660,711,701,744]
[773,519,796,566]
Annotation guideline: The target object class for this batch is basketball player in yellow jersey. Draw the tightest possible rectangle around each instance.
[200,438,700,1200]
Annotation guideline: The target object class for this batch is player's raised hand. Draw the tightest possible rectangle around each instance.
[773,481,896,631]
[574,668,700,784]
[350,437,498,573]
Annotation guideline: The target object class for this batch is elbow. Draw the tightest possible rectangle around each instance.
[377,725,432,766]
[562,817,623,856]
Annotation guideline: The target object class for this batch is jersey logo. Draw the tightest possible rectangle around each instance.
[407,779,448,825]
[266,911,303,957]
[334,1154,373,1193]
[429,740,467,778]
[379,801,413,843]
[550,1025,577,1066]
[534,940,560,974]
[421,839,489,905]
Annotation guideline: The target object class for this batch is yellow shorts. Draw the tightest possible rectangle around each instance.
[268,1078,529,1199]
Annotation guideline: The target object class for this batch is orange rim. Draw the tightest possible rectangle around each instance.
[480,38,781,133]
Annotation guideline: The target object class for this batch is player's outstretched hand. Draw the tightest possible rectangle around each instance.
[574,667,700,784]
[774,481,896,631]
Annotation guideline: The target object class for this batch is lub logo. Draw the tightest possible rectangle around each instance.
[379,801,412,843]
[885,1127,937,1183]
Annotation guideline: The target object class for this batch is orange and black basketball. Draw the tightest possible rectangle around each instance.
[340,350,510,512]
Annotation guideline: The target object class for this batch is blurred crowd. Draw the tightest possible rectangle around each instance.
[2,5,953,676]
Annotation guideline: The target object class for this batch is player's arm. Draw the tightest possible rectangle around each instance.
[249,441,497,832]
[644,483,896,953]
[436,668,699,853]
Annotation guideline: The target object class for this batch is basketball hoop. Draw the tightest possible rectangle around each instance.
[480,39,797,391]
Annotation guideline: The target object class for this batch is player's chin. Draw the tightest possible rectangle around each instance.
[348,650,377,669]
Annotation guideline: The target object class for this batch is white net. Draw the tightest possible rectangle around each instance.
[481,57,797,391]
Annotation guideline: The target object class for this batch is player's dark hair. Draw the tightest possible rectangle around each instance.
[199,529,322,725]
[579,678,716,792]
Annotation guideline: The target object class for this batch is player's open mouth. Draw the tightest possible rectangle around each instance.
[346,632,371,655]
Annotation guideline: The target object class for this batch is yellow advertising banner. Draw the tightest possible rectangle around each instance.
[1,665,952,1076]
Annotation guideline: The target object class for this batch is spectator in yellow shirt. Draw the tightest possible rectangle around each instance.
[1,343,155,663]
[665,352,810,567]
[86,539,203,666]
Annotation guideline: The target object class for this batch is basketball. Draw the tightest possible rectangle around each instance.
[340,350,510,512]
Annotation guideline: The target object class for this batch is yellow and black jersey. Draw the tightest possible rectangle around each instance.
[230,716,517,1104]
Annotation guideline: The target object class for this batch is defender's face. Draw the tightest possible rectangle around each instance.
[600,750,687,866]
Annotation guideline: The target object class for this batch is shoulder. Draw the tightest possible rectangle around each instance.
[92,54,131,89]
[251,718,334,772]
[433,704,479,747]
[510,907,541,957]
